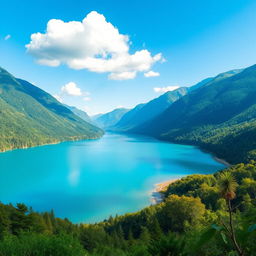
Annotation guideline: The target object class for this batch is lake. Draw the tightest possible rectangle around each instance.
[0,133,225,223]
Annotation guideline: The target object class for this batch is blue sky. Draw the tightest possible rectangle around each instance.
[0,0,256,115]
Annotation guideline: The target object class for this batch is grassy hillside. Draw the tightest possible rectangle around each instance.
[0,67,103,151]
[113,87,189,131]
[133,65,256,164]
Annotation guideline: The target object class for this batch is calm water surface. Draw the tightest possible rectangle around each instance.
[0,133,225,223]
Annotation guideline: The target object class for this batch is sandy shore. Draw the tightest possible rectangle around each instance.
[151,179,178,204]
[151,155,230,204]
[155,179,178,192]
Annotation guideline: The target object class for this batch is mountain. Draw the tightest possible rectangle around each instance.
[189,77,214,91]
[189,69,243,92]
[112,103,146,131]
[91,113,103,121]
[94,108,130,129]
[113,87,189,131]
[64,105,92,124]
[133,65,256,164]
[0,67,103,151]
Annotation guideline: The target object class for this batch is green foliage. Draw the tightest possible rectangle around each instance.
[0,233,85,256]
[159,195,205,232]
[164,162,256,212]
[218,171,238,200]
[148,232,186,256]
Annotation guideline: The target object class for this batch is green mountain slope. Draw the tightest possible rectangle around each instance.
[64,104,93,124]
[94,108,130,129]
[188,69,243,92]
[189,77,214,91]
[0,67,103,151]
[113,87,189,131]
[133,65,256,163]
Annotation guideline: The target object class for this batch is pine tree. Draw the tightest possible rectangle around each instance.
[139,226,151,245]
[150,218,162,240]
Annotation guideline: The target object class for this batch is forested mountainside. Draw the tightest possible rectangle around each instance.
[189,69,242,91]
[112,69,242,133]
[113,87,188,131]
[0,67,103,152]
[0,162,255,255]
[132,65,256,164]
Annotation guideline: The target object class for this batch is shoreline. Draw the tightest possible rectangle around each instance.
[151,179,178,204]
[0,135,103,154]
[213,156,231,167]
[151,156,230,204]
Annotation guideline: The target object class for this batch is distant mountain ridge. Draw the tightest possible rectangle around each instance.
[0,67,103,152]
[94,108,130,129]
[64,104,93,124]
[112,87,189,131]
[132,65,256,163]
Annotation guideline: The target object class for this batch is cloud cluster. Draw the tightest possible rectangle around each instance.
[144,70,160,77]
[26,11,163,80]
[154,86,180,93]
[54,82,90,103]
[61,82,82,96]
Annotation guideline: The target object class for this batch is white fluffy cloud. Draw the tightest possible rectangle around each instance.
[53,82,90,103]
[154,86,180,93]
[26,11,163,80]
[4,34,11,40]
[61,82,83,96]
[144,70,160,77]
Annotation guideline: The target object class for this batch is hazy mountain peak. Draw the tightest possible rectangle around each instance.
[94,108,130,129]
[113,87,189,131]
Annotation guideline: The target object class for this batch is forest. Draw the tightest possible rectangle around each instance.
[0,67,103,152]
[132,65,256,164]
[0,162,255,256]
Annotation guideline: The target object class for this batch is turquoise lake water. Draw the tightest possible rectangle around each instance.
[0,133,225,223]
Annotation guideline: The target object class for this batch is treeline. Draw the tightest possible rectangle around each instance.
[167,119,256,164]
[131,64,256,164]
[0,132,94,153]
[0,162,255,255]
